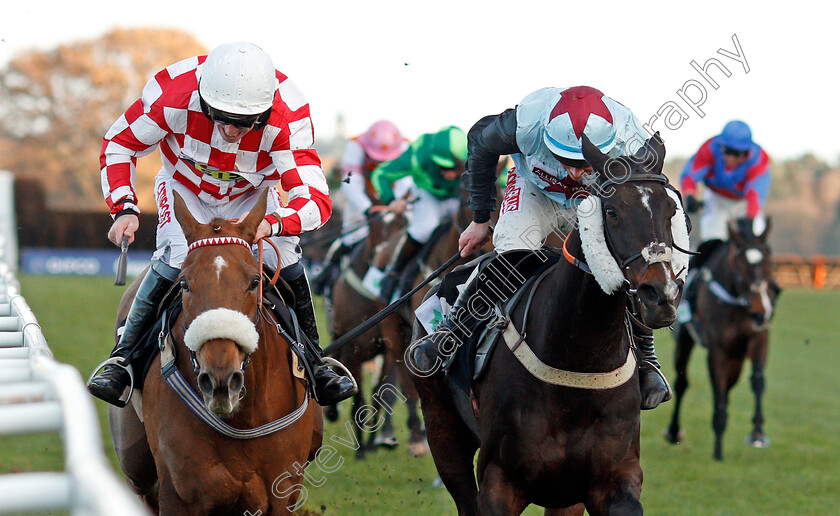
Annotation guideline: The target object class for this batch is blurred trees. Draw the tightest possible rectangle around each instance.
[1,28,839,255]
[0,28,206,212]
[664,154,840,255]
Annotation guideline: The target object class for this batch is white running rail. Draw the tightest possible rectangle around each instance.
[0,262,148,514]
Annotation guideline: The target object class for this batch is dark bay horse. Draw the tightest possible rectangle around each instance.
[108,190,322,514]
[412,134,688,515]
[666,217,779,461]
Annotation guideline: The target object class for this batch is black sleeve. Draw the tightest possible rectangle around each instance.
[463,108,520,223]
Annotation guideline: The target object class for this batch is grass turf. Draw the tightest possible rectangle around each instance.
[2,276,838,515]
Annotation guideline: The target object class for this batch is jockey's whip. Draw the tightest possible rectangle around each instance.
[304,206,392,245]
[323,250,462,356]
[114,235,129,286]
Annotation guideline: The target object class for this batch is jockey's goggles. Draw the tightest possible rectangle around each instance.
[722,146,749,158]
[200,97,268,129]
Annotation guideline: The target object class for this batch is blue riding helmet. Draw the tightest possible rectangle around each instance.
[718,120,753,151]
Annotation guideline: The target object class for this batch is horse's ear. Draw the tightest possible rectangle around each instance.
[581,133,610,173]
[237,189,269,243]
[173,191,201,243]
[640,132,666,175]
[727,219,746,247]
[758,216,772,241]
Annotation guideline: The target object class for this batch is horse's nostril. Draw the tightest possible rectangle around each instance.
[229,371,244,393]
[197,372,214,396]
[637,283,661,304]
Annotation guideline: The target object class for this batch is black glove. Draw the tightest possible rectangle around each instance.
[685,195,702,214]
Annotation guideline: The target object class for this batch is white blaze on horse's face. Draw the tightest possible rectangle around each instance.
[213,256,228,280]
[636,185,654,219]
[745,248,764,265]
[641,242,680,303]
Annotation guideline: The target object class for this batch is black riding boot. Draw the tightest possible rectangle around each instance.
[408,288,476,376]
[379,234,423,304]
[633,322,672,410]
[87,262,177,406]
[284,265,357,405]
[409,252,530,375]
[311,241,353,296]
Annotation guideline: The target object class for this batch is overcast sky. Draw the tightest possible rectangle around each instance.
[1,1,836,162]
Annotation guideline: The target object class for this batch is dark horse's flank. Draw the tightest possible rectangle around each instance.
[412,134,687,515]
[666,217,779,461]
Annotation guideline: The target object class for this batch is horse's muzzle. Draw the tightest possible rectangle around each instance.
[635,278,682,328]
[197,369,245,417]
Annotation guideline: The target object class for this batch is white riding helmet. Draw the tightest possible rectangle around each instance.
[199,42,276,116]
[544,86,617,161]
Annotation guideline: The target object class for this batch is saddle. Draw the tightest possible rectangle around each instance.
[321,240,366,297]
[420,248,559,438]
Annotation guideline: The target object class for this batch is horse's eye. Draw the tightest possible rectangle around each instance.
[180,279,190,292]
[605,207,618,219]
[249,277,261,291]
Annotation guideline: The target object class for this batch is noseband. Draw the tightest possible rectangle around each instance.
[184,236,262,377]
[160,234,310,438]
[596,175,689,316]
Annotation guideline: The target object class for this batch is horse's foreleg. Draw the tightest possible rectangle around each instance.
[372,358,398,449]
[665,327,695,444]
[709,350,744,461]
[478,461,529,516]
[585,461,643,516]
[391,324,429,456]
[747,334,770,448]
[350,370,369,459]
[156,472,201,516]
[415,375,480,515]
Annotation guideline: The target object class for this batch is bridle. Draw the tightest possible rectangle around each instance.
[589,174,691,316]
[182,235,281,378]
[702,240,774,316]
[160,234,310,439]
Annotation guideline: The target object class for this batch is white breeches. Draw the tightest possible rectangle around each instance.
[700,189,765,243]
[407,187,460,244]
[152,176,301,271]
[492,169,575,252]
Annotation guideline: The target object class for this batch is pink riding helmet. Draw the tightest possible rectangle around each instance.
[358,120,405,162]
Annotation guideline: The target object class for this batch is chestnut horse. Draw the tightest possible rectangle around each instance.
[412,134,688,515]
[665,217,779,460]
[107,190,322,515]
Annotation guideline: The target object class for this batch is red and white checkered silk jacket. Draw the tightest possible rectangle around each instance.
[100,55,331,237]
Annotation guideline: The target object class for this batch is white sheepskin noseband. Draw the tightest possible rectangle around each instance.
[576,189,692,294]
[666,188,690,282]
[577,196,625,294]
[183,308,260,354]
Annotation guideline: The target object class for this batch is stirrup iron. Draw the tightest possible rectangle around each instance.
[87,357,135,408]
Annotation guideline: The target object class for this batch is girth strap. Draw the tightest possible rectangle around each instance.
[502,323,637,389]
[501,265,637,390]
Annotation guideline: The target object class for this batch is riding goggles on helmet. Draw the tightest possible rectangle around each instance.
[200,97,269,129]
[722,146,749,158]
